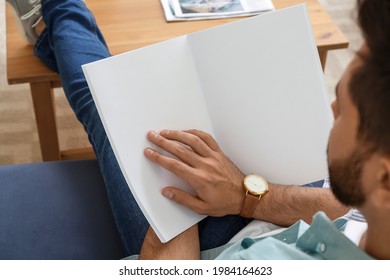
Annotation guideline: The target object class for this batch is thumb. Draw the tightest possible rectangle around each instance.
[162,187,206,215]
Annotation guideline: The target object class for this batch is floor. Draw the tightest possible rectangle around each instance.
[0,0,362,165]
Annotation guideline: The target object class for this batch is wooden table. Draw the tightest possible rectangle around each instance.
[6,0,349,161]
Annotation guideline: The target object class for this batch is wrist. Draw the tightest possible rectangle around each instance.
[231,173,246,215]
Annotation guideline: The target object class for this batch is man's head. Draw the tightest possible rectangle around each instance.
[327,0,390,216]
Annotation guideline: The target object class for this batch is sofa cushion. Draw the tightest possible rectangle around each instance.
[0,159,125,259]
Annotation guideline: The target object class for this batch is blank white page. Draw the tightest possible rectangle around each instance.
[188,5,333,185]
[83,36,211,242]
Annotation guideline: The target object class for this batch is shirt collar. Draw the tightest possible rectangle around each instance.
[296,212,373,260]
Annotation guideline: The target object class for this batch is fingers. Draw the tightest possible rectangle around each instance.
[144,148,194,180]
[145,129,227,216]
[146,131,202,167]
[148,129,219,155]
[160,129,213,157]
[184,129,221,152]
[162,187,208,215]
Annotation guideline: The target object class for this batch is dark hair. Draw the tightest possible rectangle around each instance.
[349,0,390,155]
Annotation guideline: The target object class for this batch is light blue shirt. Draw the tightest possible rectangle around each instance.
[126,211,372,260]
[212,211,373,260]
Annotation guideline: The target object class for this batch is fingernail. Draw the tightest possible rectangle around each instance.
[160,130,169,136]
[148,131,157,138]
[163,190,174,199]
[144,148,153,156]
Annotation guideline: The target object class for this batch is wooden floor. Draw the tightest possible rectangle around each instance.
[0,0,362,165]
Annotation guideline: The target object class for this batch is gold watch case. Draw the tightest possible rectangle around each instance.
[243,174,269,196]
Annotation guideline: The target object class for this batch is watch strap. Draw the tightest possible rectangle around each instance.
[240,191,262,218]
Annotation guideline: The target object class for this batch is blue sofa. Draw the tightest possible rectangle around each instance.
[0,160,125,259]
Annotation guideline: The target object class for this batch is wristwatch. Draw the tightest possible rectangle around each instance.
[240,174,269,218]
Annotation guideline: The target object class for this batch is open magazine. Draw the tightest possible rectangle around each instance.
[161,0,275,21]
[82,5,332,242]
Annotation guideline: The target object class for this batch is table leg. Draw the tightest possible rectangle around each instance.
[30,82,61,161]
[319,50,328,71]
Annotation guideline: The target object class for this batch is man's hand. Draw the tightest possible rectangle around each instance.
[139,225,200,260]
[144,129,245,217]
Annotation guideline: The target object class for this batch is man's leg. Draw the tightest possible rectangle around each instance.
[33,0,148,256]
[33,0,251,256]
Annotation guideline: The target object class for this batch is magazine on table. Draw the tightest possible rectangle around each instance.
[161,0,275,21]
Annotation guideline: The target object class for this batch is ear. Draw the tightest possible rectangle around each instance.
[378,157,390,190]
[374,156,390,207]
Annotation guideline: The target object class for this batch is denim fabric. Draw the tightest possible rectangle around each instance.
[34,0,252,256]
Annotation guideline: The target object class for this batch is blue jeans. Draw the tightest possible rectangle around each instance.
[34,0,252,256]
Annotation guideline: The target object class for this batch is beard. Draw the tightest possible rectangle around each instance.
[328,147,368,207]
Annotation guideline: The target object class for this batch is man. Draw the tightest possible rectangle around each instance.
[6,0,384,259]
[140,0,390,259]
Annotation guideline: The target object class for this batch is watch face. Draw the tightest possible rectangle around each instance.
[244,174,268,194]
